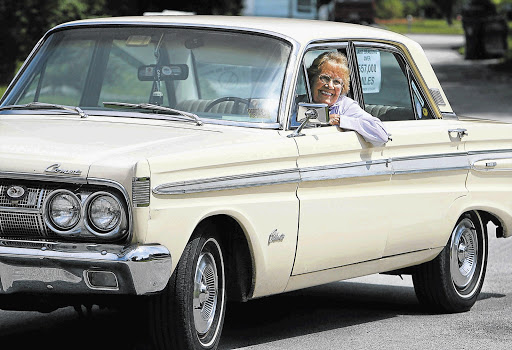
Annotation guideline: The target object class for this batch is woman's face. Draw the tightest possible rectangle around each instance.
[311,61,344,107]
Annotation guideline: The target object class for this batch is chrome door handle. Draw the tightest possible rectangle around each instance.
[448,128,468,139]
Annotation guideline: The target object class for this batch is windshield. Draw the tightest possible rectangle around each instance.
[2,26,292,125]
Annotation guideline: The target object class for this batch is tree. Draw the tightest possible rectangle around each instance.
[0,0,107,85]
[0,0,243,86]
[432,0,456,24]
[376,0,404,19]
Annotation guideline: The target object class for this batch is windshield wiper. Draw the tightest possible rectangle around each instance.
[0,102,88,118]
[103,102,203,126]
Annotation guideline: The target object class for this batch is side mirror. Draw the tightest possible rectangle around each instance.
[289,102,329,138]
[296,103,329,124]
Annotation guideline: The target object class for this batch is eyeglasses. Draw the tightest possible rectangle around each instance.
[318,74,343,87]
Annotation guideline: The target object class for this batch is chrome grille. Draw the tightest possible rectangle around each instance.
[0,181,57,239]
[132,177,150,207]
[0,212,47,237]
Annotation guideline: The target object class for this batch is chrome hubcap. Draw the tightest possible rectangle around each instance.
[450,218,478,291]
[193,251,218,335]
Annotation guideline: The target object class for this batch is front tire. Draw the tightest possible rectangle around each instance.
[412,211,488,313]
[150,224,226,350]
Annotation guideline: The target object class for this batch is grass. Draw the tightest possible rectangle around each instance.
[377,18,464,35]
[0,86,6,100]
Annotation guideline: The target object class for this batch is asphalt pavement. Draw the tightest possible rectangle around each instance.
[1,34,512,350]
[407,34,512,122]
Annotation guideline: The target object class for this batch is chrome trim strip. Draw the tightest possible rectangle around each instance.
[36,188,48,236]
[299,159,391,181]
[84,270,119,291]
[154,168,301,195]
[468,149,512,155]
[0,171,87,184]
[442,112,458,120]
[153,151,481,195]
[0,206,39,214]
[292,247,439,276]
[468,150,512,172]
[392,153,470,174]
[0,240,172,295]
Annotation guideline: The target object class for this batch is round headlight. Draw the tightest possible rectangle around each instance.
[46,190,81,230]
[87,193,122,233]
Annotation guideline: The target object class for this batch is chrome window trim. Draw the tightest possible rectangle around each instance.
[352,40,441,120]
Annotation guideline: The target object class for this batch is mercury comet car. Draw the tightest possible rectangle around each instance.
[1,16,511,350]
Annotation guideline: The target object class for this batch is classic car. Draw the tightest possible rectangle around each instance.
[0,15,511,350]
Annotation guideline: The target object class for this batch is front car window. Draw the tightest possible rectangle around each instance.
[2,27,292,125]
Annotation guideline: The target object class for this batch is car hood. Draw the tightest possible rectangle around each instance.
[0,115,281,180]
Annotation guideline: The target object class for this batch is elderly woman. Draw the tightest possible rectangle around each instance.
[308,51,389,146]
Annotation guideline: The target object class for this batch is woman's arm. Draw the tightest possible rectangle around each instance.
[330,97,390,147]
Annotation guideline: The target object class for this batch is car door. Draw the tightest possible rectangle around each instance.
[289,46,392,276]
[352,42,470,257]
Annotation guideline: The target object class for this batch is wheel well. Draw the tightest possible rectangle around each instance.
[477,210,505,238]
[198,215,254,302]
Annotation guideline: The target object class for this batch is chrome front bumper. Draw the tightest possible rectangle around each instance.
[0,239,172,295]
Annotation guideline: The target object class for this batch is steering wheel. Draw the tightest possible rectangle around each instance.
[204,97,250,114]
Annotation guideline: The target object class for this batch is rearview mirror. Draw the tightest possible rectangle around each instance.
[138,64,189,81]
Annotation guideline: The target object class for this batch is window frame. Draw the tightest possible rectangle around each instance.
[287,42,351,129]
[351,41,436,121]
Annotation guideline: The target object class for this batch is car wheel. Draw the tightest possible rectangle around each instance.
[149,224,226,350]
[412,211,488,313]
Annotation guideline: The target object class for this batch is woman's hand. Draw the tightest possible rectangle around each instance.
[329,113,340,126]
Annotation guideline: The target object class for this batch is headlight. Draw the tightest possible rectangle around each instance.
[44,190,81,232]
[85,192,125,238]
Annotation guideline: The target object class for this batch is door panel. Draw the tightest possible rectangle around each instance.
[383,119,469,256]
[291,126,391,275]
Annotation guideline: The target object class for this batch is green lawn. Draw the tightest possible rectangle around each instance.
[378,18,464,35]
[0,86,6,100]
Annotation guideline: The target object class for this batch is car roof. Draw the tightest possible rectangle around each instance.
[55,15,452,114]
[59,15,414,47]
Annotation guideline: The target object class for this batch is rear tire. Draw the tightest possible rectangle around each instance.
[149,223,226,350]
[412,211,488,313]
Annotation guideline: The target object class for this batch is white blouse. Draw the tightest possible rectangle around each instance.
[329,96,390,147]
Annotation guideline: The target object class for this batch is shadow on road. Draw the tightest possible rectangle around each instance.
[220,281,421,349]
[0,281,506,350]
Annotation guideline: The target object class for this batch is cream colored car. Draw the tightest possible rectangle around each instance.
[0,16,511,350]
